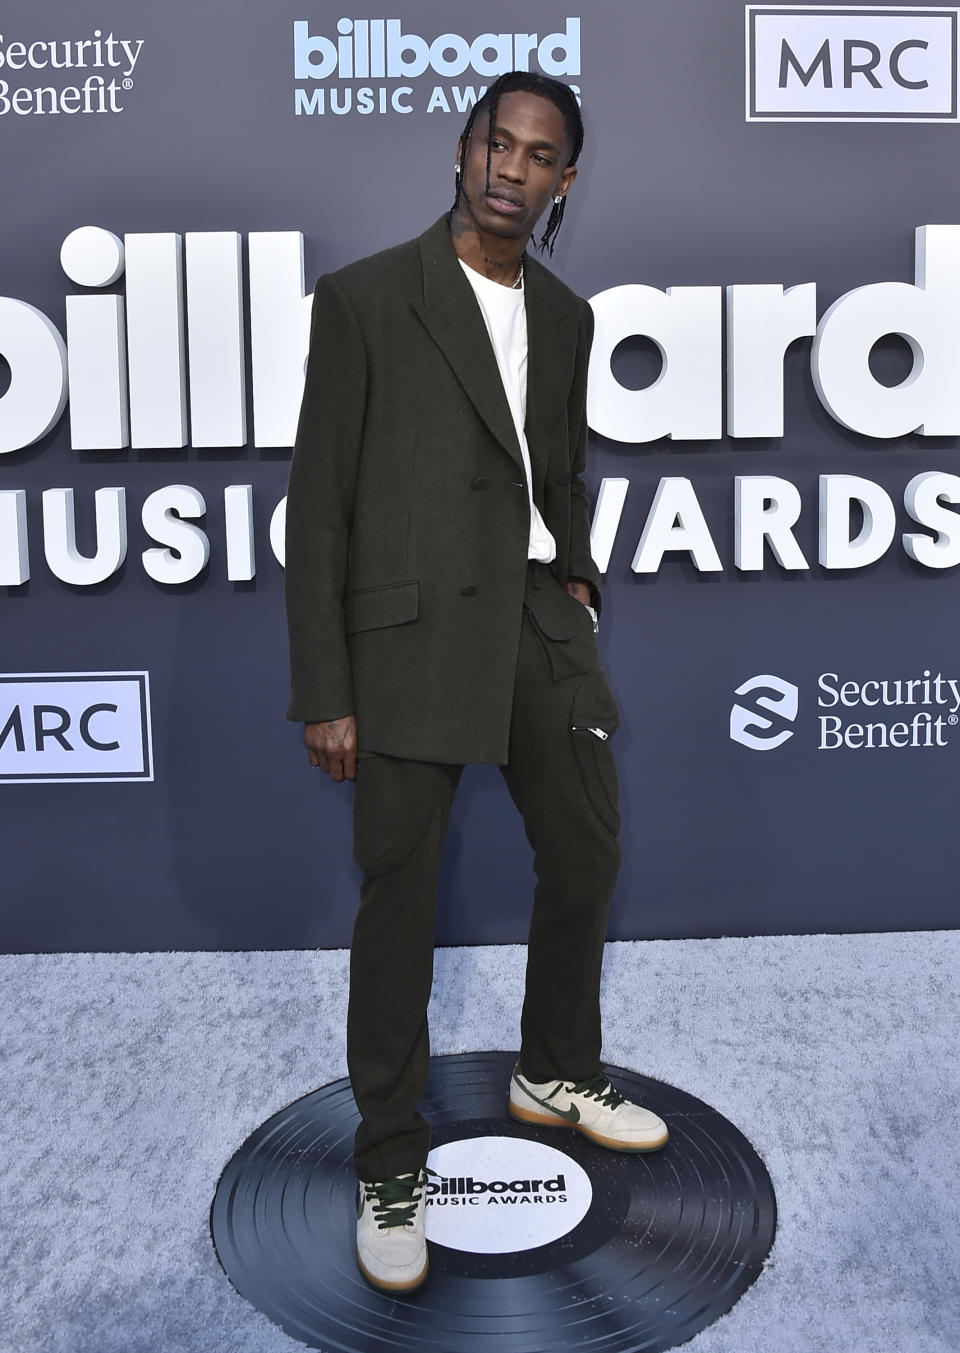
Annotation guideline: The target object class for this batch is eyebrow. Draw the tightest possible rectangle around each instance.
[490,123,562,153]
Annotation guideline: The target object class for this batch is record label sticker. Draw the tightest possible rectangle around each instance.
[424,1136,592,1253]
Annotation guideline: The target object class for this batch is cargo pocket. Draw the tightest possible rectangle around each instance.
[525,595,596,680]
[570,669,621,836]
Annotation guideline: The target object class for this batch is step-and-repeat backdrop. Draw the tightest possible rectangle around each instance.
[3,0,959,950]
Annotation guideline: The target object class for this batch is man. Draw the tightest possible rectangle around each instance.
[285,71,668,1295]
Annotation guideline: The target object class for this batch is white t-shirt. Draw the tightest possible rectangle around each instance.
[458,258,557,563]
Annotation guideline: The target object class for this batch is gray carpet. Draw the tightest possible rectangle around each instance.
[1,932,958,1353]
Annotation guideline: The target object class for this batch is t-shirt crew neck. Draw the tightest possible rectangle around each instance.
[457,257,557,563]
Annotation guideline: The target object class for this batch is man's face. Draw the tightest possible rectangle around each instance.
[455,90,577,242]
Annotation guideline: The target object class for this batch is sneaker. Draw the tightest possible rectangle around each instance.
[355,1168,430,1293]
[509,1066,669,1152]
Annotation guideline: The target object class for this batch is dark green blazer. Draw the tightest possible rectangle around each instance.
[285,214,601,765]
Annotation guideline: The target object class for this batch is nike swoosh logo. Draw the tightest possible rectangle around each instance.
[514,1076,580,1123]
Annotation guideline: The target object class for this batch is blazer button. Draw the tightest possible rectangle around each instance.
[470,476,488,490]
[556,470,572,485]
[460,584,479,597]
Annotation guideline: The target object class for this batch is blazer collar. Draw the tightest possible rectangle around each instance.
[415,216,519,466]
[414,216,577,475]
[522,250,579,502]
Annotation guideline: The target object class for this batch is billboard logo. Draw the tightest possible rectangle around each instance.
[294,17,580,80]
[424,1136,592,1254]
[292,17,581,117]
[0,672,153,783]
[746,6,959,122]
[730,674,798,750]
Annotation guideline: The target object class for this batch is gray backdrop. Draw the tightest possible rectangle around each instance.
[2,0,958,950]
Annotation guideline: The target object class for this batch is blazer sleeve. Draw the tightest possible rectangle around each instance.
[284,274,367,723]
[565,299,603,612]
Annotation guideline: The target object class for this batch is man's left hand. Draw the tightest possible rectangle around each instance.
[566,579,592,607]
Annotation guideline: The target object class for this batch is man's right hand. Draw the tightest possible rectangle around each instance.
[304,716,358,782]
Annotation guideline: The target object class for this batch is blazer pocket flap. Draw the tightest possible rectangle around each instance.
[345,580,420,635]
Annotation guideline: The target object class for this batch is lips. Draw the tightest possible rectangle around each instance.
[485,189,525,215]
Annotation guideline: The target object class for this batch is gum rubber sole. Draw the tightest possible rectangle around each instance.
[509,1100,669,1152]
[356,1247,429,1293]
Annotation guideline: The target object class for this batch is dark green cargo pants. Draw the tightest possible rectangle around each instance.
[347,562,622,1181]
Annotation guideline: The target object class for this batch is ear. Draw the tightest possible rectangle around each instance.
[556,164,577,200]
[456,135,465,163]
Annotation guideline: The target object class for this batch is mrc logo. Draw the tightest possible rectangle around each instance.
[746,5,959,122]
[0,672,153,783]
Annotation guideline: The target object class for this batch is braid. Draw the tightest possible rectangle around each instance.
[450,71,584,253]
[452,100,479,210]
[484,85,498,201]
[538,197,566,258]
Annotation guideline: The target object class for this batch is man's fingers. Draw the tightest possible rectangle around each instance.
[315,741,349,780]
[304,716,358,780]
[328,743,356,782]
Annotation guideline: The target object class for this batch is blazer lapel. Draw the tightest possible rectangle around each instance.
[413,217,523,471]
[521,255,579,509]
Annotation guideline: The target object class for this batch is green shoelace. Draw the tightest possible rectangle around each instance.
[364,1167,435,1230]
[565,1075,626,1109]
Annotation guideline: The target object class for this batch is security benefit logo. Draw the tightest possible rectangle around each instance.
[731,670,960,752]
[0,672,153,783]
[424,1136,592,1253]
[0,29,144,118]
[746,5,959,122]
[292,16,581,117]
[730,674,798,751]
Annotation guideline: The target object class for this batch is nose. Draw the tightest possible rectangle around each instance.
[498,148,526,183]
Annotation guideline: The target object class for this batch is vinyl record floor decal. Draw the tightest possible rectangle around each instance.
[211,1052,776,1352]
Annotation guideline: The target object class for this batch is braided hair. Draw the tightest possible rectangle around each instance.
[451,71,584,256]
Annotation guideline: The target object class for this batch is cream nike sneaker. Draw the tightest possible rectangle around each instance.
[509,1066,669,1152]
[355,1168,430,1292]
